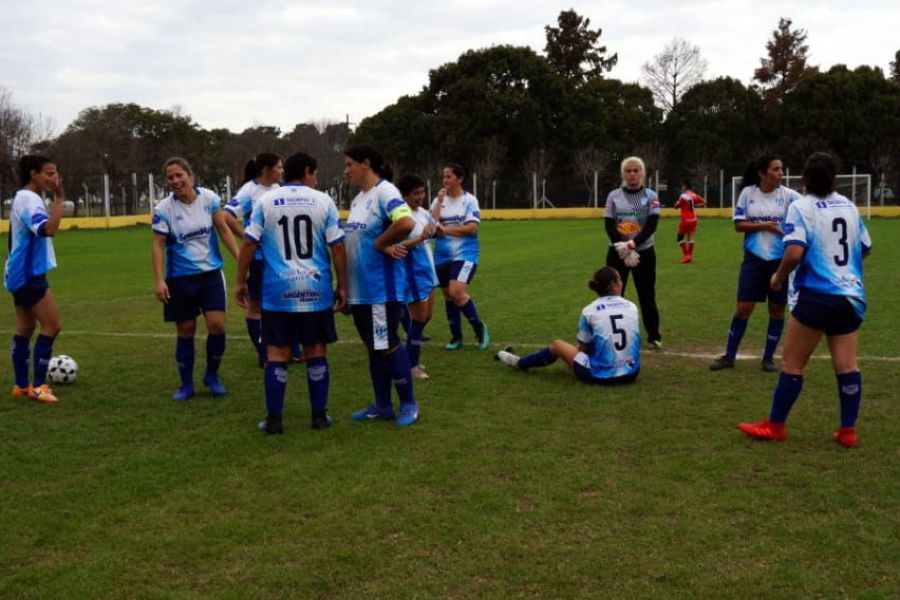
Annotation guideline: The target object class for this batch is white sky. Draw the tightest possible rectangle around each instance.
[2,0,898,134]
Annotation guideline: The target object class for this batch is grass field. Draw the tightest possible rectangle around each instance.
[1,218,898,598]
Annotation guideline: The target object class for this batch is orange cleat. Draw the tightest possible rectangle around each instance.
[12,384,33,398]
[28,384,59,404]
[833,427,858,448]
[737,418,786,442]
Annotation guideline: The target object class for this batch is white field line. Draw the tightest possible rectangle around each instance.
[6,329,900,363]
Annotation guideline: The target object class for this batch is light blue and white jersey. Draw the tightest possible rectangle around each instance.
[783,192,872,320]
[733,185,802,260]
[225,180,278,260]
[432,191,481,265]
[4,189,57,292]
[344,180,413,305]
[245,184,344,312]
[406,207,438,301]
[151,187,224,278]
[575,295,641,380]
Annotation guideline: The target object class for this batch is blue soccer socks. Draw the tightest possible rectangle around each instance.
[837,371,862,428]
[12,335,30,389]
[769,372,803,424]
[725,317,749,360]
[763,318,785,361]
[32,334,55,387]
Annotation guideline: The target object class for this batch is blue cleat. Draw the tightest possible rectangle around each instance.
[203,372,226,396]
[445,338,462,351]
[396,403,419,426]
[171,385,195,402]
[350,403,395,421]
[476,323,490,350]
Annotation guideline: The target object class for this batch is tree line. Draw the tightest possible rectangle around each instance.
[2,11,899,210]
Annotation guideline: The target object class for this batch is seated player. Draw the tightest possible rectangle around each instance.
[495,267,640,385]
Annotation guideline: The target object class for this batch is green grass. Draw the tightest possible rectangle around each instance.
[1,219,899,598]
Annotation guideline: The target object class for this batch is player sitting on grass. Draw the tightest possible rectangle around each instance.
[495,267,640,385]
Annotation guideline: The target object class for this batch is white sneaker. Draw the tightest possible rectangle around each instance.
[411,365,430,380]
[494,348,520,368]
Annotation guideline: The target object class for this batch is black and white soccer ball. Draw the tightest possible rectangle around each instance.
[47,355,78,384]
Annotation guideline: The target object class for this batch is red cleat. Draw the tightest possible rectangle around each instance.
[833,427,858,448]
[680,255,692,264]
[737,418,786,442]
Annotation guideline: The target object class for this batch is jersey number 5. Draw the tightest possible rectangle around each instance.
[609,314,627,351]
[278,215,313,261]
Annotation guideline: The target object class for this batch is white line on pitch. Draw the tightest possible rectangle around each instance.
[9,330,899,363]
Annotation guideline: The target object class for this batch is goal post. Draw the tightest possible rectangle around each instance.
[730,171,872,218]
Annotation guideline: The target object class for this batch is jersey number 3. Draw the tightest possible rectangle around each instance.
[278,215,313,261]
[832,217,848,267]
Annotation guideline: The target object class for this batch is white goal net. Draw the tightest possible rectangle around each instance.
[730,173,873,217]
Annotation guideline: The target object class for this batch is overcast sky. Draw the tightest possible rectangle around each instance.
[3,0,898,134]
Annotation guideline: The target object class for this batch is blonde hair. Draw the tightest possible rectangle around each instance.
[620,156,646,187]
[163,156,194,177]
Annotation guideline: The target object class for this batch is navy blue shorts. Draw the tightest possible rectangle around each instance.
[11,274,50,309]
[573,361,639,385]
[350,302,405,351]
[247,258,263,302]
[436,260,478,288]
[737,252,787,304]
[261,309,337,347]
[791,290,862,336]
[164,269,226,322]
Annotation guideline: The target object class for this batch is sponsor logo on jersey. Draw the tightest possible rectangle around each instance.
[782,223,795,234]
[344,221,367,232]
[617,221,641,235]
[442,215,467,225]
[281,290,321,302]
[151,214,161,225]
[177,227,211,242]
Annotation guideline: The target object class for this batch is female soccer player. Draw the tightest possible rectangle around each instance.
[6,155,66,403]
[710,155,802,372]
[495,267,640,385]
[343,145,420,426]
[674,179,706,263]
[235,152,346,434]
[738,153,871,448]
[152,157,239,401]
[603,156,662,350]
[430,164,488,351]
[396,173,438,380]
[223,153,286,366]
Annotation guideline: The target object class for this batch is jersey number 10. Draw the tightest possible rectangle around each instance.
[278,215,313,261]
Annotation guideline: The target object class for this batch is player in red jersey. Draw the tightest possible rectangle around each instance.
[674,179,706,263]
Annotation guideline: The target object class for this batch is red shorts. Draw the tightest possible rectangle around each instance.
[678,220,697,235]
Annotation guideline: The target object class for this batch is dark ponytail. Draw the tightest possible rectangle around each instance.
[19,154,54,187]
[588,266,621,296]
[803,152,836,198]
[345,144,393,182]
[740,154,780,190]
[241,152,282,185]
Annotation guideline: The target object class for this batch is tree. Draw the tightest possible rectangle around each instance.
[775,65,900,171]
[664,77,765,179]
[0,88,55,202]
[544,9,617,84]
[641,38,708,113]
[754,18,818,112]
[573,146,610,203]
[891,49,900,83]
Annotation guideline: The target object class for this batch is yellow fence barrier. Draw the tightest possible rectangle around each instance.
[1,206,898,233]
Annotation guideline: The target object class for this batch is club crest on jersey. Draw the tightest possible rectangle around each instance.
[782,223,795,234]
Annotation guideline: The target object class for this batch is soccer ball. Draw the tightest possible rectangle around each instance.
[47,355,78,384]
